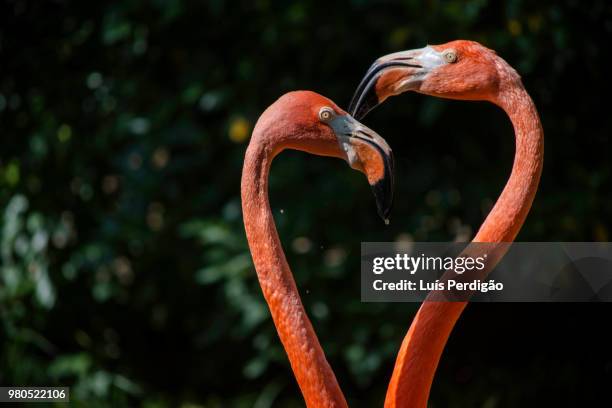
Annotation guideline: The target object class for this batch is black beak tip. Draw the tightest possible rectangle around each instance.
[349,70,383,120]
[350,91,381,121]
[371,178,394,225]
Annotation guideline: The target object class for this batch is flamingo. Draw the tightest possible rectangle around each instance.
[241,91,394,407]
[349,40,544,407]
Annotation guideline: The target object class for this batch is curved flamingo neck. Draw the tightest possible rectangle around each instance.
[475,85,544,242]
[241,135,348,408]
[384,84,543,408]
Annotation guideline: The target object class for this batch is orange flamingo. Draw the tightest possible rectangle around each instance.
[349,40,544,407]
[241,91,394,407]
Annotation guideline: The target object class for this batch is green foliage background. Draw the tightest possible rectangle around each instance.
[1,0,611,407]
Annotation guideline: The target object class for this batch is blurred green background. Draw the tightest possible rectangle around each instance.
[1,0,611,407]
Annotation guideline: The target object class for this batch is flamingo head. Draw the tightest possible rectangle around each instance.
[349,40,520,119]
[255,91,394,222]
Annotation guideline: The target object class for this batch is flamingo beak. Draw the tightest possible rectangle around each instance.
[349,46,441,120]
[330,114,394,223]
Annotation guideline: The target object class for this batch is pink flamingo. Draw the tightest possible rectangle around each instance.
[349,40,544,407]
[242,91,394,407]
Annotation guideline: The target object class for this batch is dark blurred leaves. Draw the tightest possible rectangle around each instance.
[1,0,611,407]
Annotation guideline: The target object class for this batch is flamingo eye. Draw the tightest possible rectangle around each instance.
[319,107,334,121]
[443,49,457,63]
